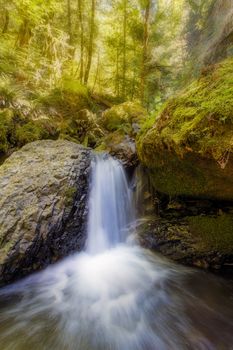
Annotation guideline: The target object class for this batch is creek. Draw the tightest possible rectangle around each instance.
[0,155,232,350]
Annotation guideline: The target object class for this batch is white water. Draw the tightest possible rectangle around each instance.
[86,155,134,253]
[0,155,233,350]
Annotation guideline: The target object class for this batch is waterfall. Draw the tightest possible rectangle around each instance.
[0,154,232,350]
[86,154,134,253]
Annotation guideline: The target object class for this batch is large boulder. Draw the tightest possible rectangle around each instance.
[137,58,233,201]
[0,140,91,286]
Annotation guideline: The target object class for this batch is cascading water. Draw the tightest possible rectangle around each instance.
[0,154,233,350]
[86,155,134,253]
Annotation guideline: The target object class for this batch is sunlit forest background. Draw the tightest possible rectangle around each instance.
[0,0,232,152]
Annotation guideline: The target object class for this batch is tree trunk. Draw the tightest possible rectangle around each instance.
[140,0,150,104]
[92,52,100,93]
[115,44,120,98]
[122,0,127,98]
[84,0,96,84]
[67,0,73,44]
[78,0,84,83]
[2,9,9,34]
[16,19,32,47]
[131,48,137,100]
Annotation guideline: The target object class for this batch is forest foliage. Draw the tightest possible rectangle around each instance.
[0,0,232,154]
[2,0,231,105]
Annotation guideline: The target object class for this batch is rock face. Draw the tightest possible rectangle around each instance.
[137,197,233,276]
[0,140,91,286]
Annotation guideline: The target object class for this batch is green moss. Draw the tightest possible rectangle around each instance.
[37,78,93,118]
[101,102,147,135]
[15,121,50,146]
[0,109,16,152]
[0,106,59,153]
[137,58,233,200]
[64,186,77,206]
[94,131,126,154]
[0,74,104,154]
[138,58,233,161]
[137,114,157,136]
[94,142,108,152]
[188,214,233,253]
[148,154,207,197]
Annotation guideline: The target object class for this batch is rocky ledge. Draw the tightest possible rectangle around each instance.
[137,195,233,277]
[0,140,91,286]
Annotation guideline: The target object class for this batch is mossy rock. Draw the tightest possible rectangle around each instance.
[101,102,147,136]
[58,109,104,148]
[37,79,93,118]
[0,109,14,152]
[0,108,27,152]
[95,131,138,168]
[188,214,233,254]
[15,120,57,146]
[137,58,233,201]
[138,213,233,273]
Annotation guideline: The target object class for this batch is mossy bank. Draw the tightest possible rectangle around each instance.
[137,58,233,272]
[137,58,233,201]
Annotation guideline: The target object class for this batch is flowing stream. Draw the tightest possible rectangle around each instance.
[0,155,233,350]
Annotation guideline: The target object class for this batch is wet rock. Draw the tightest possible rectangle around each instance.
[137,212,233,277]
[0,140,91,286]
[106,134,138,169]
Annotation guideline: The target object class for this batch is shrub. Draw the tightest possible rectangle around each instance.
[15,121,50,146]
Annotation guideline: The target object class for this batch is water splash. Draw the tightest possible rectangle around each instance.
[0,154,232,350]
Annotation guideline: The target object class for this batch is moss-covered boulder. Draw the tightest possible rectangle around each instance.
[0,108,58,155]
[0,140,91,286]
[0,77,102,156]
[101,102,147,136]
[98,102,147,167]
[137,58,233,201]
